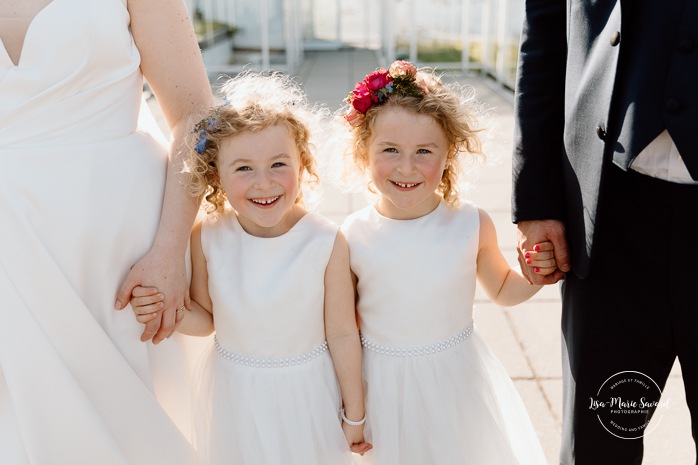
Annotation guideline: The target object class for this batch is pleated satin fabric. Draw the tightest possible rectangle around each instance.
[0,1,200,463]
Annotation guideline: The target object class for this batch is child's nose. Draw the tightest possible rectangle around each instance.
[397,155,416,174]
[253,170,274,189]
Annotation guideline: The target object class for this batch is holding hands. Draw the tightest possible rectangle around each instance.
[521,241,557,276]
[517,220,571,284]
[114,248,188,343]
[129,285,186,326]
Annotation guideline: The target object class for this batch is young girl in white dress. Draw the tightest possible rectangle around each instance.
[339,61,553,465]
[131,72,371,465]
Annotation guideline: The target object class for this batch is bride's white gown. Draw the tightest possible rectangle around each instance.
[0,1,199,463]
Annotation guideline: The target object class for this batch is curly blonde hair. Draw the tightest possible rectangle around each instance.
[346,68,483,205]
[186,72,322,216]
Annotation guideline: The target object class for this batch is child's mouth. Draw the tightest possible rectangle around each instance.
[249,195,281,207]
[391,181,420,190]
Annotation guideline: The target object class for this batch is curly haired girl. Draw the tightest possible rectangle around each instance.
[131,71,370,464]
[340,61,550,465]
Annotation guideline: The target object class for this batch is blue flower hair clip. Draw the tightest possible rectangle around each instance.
[192,117,219,154]
[192,98,231,154]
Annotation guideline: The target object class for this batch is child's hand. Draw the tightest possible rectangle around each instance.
[522,241,558,277]
[130,286,165,324]
[342,422,373,455]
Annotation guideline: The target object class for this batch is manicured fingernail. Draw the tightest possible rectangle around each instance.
[526,259,532,264]
[534,267,540,273]
[114,300,122,310]
[525,253,530,258]
[533,245,540,252]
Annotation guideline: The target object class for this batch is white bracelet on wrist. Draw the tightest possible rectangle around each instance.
[340,408,366,426]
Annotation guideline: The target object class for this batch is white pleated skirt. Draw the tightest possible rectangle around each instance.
[194,339,356,465]
[356,323,547,465]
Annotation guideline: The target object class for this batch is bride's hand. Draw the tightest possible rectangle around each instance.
[115,246,189,343]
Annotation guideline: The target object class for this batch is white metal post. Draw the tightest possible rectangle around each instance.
[409,0,417,63]
[336,0,342,45]
[481,0,491,75]
[261,0,271,69]
[461,0,470,73]
[496,0,507,83]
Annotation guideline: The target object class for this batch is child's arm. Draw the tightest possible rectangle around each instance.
[324,231,372,455]
[476,208,555,306]
[131,223,214,337]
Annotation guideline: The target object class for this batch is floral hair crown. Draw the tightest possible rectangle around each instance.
[344,60,429,127]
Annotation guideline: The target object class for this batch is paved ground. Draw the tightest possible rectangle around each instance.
[153,47,695,464]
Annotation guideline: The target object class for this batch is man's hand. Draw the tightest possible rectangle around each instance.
[517,219,571,285]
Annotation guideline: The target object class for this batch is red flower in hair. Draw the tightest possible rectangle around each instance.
[350,82,376,114]
[363,69,392,91]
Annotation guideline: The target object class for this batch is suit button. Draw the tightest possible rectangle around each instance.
[596,125,606,140]
[678,38,694,52]
[665,98,680,112]
[610,31,621,47]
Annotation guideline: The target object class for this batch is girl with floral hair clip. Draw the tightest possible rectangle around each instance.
[340,61,550,464]
[130,71,371,464]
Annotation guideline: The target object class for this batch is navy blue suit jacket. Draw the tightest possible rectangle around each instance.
[512,0,698,277]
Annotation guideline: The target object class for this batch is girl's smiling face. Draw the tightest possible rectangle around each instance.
[367,107,450,220]
[218,124,304,237]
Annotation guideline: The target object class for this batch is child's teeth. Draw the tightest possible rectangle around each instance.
[252,196,279,205]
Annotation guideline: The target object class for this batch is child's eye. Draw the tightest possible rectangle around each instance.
[236,166,252,172]
[416,149,432,154]
[384,147,398,153]
[271,162,286,168]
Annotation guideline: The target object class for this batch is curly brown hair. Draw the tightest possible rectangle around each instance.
[346,69,483,205]
[186,72,321,216]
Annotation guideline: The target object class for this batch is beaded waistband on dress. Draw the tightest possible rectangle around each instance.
[361,320,474,357]
[214,337,328,368]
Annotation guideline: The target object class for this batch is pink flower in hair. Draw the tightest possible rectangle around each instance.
[388,60,417,78]
[415,77,431,95]
[344,107,366,127]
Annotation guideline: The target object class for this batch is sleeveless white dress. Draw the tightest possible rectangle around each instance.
[196,211,355,465]
[341,202,547,465]
[0,1,198,464]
